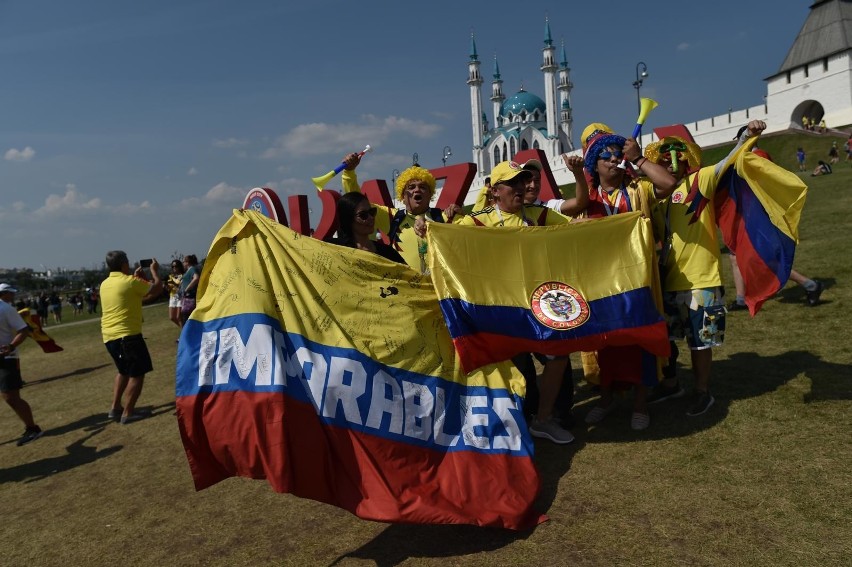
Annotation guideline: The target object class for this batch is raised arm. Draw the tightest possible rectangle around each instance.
[558,154,590,216]
[339,152,362,193]
[623,138,677,198]
[714,120,767,177]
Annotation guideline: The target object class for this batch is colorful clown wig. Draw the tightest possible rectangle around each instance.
[583,131,627,175]
[395,166,436,200]
[644,136,702,172]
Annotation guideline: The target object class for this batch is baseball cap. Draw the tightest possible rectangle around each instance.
[489,159,542,186]
[0,283,18,293]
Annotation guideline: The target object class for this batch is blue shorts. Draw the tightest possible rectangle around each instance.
[105,334,153,377]
[664,288,726,350]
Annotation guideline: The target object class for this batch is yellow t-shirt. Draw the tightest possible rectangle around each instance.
[659,166,722,292]
[100,272,151,342]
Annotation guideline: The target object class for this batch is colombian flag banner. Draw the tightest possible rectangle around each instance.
[176,209,543,530]
[427,213,669,374]
[715,138,807,315]
[18,309,63,353]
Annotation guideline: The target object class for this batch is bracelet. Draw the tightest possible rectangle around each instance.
[631,156,646,167]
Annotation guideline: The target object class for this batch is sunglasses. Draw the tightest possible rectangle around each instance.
[597,149,624,161]
[355,207,378,221]
[659,142,688,153]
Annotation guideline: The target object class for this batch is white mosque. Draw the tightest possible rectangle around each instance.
[464,0,852,195]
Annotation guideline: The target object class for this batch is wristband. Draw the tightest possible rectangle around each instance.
[631,156,645,166]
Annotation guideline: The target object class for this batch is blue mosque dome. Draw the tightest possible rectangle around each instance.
[500,89,546,118]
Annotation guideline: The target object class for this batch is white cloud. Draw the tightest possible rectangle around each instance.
[260,115,442,159]
[31,184,152,218]
[187,167,198,175]
[212,137,248,148]
[177,182,248,208]
[676,42,690,51]
[5,146,35,161]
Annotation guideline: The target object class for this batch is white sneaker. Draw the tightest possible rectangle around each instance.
[529,418,575,445]
[585,402,617,424]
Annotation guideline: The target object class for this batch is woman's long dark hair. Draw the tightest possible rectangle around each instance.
[332,192,370,248]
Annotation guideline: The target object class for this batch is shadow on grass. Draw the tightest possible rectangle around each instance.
[328,422,581,566]
[0,429,122,485]
[774,277,836,306]
[330,523,531,567]
[573,349,849,444]
[23,363,112,388]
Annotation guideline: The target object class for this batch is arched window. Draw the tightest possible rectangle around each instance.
[533,140,540,150]
[493,145,501,166]
[521,139,529,151]
[520,111,527,122]
[510,138,516,155]
[502,143,508,162]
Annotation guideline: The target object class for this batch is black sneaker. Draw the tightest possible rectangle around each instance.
[648,381,685,404]
[686,391,715,417]
[120,411,150,425]
[806,281,824,306]
[17,426,44,446]
[727,302,748,312]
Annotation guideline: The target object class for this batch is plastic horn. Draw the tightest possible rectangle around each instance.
[618,98,659,170]
[311,145,372,191]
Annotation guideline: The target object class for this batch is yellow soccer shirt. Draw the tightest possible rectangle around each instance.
[100,272,151,342]
[459,204,570,227]
[659,166,722,292]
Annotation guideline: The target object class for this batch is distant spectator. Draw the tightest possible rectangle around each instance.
[166,260,185,329]
[179,255,201,325]
[37,294,49,326]
[86,288,99,314]
[846,134,852,163]
[828,141,839,164]
[796,147,806,172]
[48,292,62,324]
[818,119,826,134]
[811,160,832,176]
[801,116,809,130]
[809,117,816,131]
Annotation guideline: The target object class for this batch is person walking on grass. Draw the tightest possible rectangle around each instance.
[99,251,163,424]
[0,283,44,446]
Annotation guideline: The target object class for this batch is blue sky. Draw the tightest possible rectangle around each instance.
[0,0,808,270]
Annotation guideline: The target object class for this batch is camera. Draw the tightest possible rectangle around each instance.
[140,259,153,269]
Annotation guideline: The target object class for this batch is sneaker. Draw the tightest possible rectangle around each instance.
[726,301,748,312]
[585,402,617,424]
[120,411,150,425]
[806,281,824,306]
[529,418,575,444]
[17,427,44,446]
[647,381,685,404]
[631,412,650,431]
[686,391,715,417]
[107,406,123,421]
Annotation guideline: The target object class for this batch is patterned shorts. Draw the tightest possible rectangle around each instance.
[663,287,726,350]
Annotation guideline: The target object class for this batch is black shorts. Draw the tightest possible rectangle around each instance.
[105,334,153,377]
[0,357,24,393]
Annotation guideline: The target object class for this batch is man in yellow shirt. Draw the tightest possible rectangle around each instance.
[100,251,163,424]
[459,160,574,444]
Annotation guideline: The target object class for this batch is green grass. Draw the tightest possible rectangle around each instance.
[3,138,851,566]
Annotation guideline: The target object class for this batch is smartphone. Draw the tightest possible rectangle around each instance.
[140,259,153,269]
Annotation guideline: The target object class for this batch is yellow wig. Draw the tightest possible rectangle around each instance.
[644,136,702,171]
[395,166,436,200]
